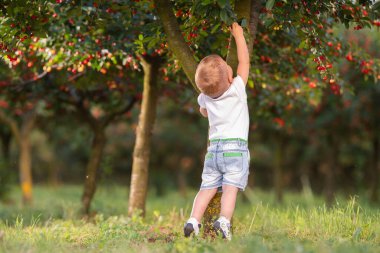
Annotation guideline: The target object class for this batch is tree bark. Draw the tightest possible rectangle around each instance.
[82,126,106,214]
[226,0,257,70]
[154,0,198,91]
[128,56,161,217]
[0,127,12,200]
[369,135,380,202]
[0,110,36,205]
[0,128,11,161]
[19,111,37,205]
[19,135,33,204]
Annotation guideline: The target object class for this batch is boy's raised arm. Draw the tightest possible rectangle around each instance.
[231,22,250,85]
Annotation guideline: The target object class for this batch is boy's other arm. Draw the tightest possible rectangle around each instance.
[199,107,208,117]
[231,22,250,84]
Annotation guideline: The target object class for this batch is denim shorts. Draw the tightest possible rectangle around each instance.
[200,138,250,192]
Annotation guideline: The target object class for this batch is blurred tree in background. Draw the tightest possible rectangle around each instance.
[0,0,379,220]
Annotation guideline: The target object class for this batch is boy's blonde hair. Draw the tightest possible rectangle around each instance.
[195,55,228,97]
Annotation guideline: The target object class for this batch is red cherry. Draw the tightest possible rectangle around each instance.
[308,82,316,88]
[316,66,326,71]
[346,53,353,61]
[175,10,182,17]
[361,68,370,74]
[0,100,9,108]
[273,118,285,127]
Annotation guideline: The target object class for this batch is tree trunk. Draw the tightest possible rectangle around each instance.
[369,136,380,202]
[203,192,222,237]
[81,126,106,214]
[18,112,36,205]
[0,128,12,200]
[274,135,285,203]
[19,135,33,205]
[128,56,161,217]
[0,129,12,161]
[226,0,253,70]
[154,0,198,90]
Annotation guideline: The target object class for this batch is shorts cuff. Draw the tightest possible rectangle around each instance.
[222,181,246,191]
[200,183,222,190]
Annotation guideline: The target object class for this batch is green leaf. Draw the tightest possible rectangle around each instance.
[239,18,247,28]
[217,0,227,8]
[299,40,307,49]
[248,79,254,88]
[211,24,220,34]
[266,0,275,10]
[220,9,228,23]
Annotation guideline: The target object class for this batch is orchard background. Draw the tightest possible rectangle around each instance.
[0,0,380,252]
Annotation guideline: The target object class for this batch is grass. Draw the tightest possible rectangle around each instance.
[0,185,380,253]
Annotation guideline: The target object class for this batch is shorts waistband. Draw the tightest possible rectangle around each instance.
[209,138,247,143]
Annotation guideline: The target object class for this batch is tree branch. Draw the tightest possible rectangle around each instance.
[154,0,199,93]
[248,0,261,55]
[68,72,86,82]
[103,96,137,126]
[21,109,37,135]
[18,71,48,86]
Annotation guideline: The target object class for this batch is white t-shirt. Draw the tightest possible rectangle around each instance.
[197,75,249,140]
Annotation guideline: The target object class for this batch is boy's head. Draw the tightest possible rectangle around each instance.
[195,55,233,98]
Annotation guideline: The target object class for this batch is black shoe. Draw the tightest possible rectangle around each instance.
[184,222,201,237]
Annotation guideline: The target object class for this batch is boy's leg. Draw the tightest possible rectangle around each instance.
[184,188,218,237]
[220,184,239,220]
[213,184,239,240]
[190,188,218,221]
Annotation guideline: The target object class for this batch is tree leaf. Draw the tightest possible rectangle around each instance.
[217,0,227,8]
[240,18,247,28]
[220,9,228,23]
[266,0,276,10]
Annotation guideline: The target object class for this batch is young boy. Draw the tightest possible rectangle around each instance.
[184,22,250,240]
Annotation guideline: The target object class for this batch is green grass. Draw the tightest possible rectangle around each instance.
[1,185,380,253]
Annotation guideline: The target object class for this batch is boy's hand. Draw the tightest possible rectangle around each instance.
[230,22,244,38]
[230,22,250,85]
